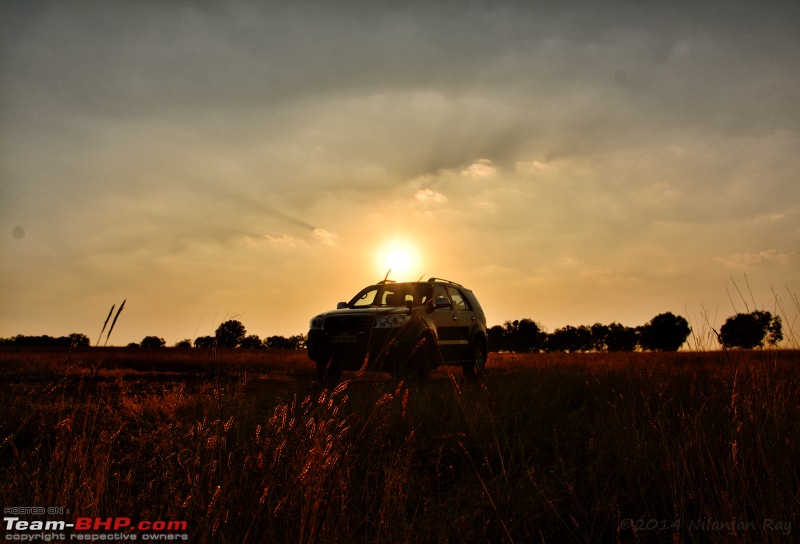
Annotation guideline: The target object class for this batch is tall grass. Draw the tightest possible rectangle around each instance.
[1,349,798,542]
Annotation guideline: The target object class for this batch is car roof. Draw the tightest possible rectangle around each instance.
[375,277,466,288]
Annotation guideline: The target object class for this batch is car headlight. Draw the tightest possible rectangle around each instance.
[309,316,326,330]
[374,315,409,329]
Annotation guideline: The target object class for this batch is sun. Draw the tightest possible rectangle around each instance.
[376,240,420,279]
[386,249,411,274]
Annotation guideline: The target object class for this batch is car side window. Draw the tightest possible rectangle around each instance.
[448,288,469,311]
[382,290,406,306]
[431,285,448,306]
[411,284,433,305]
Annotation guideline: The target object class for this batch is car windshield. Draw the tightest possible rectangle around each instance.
[348,282,434,308]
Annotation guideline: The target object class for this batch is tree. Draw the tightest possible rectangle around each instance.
[215,320,246,348]
[288,334,307,350]
[768,315,783,346]
[240,335,263,349]
[719,310,782,349]
[545,325,594,352]
[638,312,691,351]
[265,335,306,349]
[502,319,545,352]
[605,323,639,352]
[487,325,505,352]
[265,335,292,349]
[590,323,609,351]
[141,336,166,348]
[175,339,192,348]
[69,333,91,347]
[194,336,216,348]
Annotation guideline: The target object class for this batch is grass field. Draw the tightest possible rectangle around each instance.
[1,347,798,543]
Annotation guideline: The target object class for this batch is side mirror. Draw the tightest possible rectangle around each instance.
[336,302,347,309]
[432,297,451,311]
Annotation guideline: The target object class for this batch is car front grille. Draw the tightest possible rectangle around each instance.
[324,315,375,334]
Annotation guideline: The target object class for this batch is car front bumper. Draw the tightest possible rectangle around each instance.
[307,326,407,371]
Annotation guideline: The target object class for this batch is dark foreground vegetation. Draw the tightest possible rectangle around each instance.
[1,348,798,543]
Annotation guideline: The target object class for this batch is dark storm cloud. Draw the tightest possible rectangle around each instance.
[3,0,798,210]
[4,1,798,177]
[5,2,789,111]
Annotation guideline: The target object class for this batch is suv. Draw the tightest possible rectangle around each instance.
[307,278,488,383]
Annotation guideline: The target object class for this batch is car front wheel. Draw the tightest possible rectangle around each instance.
[395,334,435,382]
[316,357,343,386]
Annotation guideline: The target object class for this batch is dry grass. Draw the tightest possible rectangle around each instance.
[1,348,798,543]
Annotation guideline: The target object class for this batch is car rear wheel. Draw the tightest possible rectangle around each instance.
[462,341,486,379]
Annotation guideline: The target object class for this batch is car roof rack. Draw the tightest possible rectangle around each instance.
[427,277,463,287]
[376,279,396,284]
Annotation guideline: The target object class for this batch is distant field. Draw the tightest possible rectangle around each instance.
[1,348,798,543]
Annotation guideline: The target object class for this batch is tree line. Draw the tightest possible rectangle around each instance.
[135,319,307,349]
[0,320,305,350]
[0,333,90,348]
[0,310,783,351]
[487,310,783,353]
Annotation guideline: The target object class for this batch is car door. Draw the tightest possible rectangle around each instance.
[446,286,474,361]
[430,285,462,362]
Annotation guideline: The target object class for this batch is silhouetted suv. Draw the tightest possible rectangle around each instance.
[307,278,488,383]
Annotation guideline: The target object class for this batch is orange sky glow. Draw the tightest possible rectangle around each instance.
[1,1,798,347]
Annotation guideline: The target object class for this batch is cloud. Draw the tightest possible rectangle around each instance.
[515,160,551,173]
[234,234,300,248]
[579,269,613,279]
[312,228,338,246]
[717,250,795,268]
[461,159,496,179]
[415,188,447,204]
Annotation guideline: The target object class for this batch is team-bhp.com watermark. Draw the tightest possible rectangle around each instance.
[620,517,792,537]
[3,508,188,541]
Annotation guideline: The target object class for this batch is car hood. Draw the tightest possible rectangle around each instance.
[315,306,412,319]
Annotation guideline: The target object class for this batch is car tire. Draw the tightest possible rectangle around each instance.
[316,357,342,386]
[462,340,486,379]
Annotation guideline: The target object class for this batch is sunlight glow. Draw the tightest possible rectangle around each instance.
[376,240,421,280]
[386,249,411,274]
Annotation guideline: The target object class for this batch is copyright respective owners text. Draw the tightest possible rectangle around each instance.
[3,508,188,541]
[620,517,792,537]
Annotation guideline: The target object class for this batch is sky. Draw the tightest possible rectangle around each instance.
[1,0,799,348]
